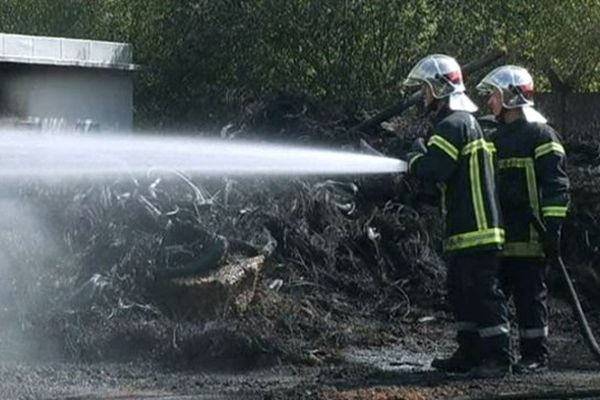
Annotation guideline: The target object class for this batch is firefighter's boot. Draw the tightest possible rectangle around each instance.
[431,333,480,373]
[514,356,548,374]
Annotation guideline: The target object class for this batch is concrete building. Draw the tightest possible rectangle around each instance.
[0,33,138,132]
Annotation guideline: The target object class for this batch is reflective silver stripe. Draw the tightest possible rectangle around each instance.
[520,326,548,339]
[479,323,510,338]
[456,321,477,332]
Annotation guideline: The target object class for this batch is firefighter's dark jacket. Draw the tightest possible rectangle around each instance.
[493,118,570,258]
[409,110,504,254]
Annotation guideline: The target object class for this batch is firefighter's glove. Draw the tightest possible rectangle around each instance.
[543,220,562,259]
[406,138,427,171]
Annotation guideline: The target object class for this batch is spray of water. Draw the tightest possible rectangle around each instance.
[0,130,406,178]
[0,129,407,364]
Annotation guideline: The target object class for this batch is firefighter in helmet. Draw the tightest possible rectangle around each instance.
[405,54,511,377]
[476,66,570,373]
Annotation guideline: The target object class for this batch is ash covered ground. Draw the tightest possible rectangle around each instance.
[1,95,600,399]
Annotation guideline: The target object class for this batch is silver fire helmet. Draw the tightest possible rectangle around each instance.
[404,54,478,113]
[476,65,547,123]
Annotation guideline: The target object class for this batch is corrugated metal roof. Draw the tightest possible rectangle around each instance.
[0,33,140,71]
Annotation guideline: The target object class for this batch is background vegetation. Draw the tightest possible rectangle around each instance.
[1,0,598,127]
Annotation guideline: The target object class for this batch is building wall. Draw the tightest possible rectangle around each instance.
[0,64,133,132]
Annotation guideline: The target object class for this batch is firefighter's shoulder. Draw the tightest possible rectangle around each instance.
[531,121,563,144]
[477,114,499,140]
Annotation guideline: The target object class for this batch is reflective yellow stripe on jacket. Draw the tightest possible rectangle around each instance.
[534,142,565,159]
[542,206,568,218]
[498,157,542,257]
[466,139,496,233]
[443,138,503,252]
[428,135,459,160]
[408,153,425,172]
[502,242,544,258]
[444,227,505,252]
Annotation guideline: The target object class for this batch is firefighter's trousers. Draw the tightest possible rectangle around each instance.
[448,251,511,364]
[500,257,549,362]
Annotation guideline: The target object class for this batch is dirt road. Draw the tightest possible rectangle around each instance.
[2,301,599,400]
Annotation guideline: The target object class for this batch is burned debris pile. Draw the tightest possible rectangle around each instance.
[562,129,600,301]
[2,94,599,368]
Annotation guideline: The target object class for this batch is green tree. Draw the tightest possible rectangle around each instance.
[1,0,599,126]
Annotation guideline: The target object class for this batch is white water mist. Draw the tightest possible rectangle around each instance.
[0,130,406,178]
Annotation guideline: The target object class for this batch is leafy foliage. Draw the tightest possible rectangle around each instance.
[1,0,599,126]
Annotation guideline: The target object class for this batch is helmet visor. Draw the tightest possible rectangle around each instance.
[404,55,466,99]
[477,66,534,107]
[403,58,435,87]
[476,80,497,95]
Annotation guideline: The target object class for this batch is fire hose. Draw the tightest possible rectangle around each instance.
[530,212,600,363]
